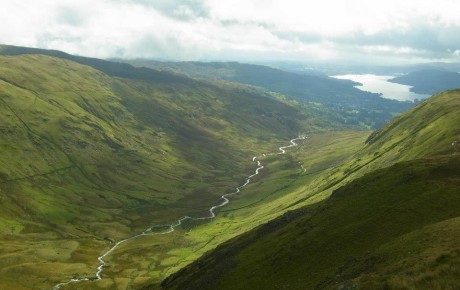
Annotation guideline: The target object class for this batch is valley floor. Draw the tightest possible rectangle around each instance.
[1,130,369,290]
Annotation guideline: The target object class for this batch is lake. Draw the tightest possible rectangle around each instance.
[331,74,430,102]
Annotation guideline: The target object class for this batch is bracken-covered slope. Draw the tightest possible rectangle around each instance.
[161,90,460,290]
[0,51,311,289]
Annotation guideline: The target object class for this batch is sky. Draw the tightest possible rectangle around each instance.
[1,0,460,64]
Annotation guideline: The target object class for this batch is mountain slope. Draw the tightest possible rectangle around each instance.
[126,60,374,104]
[0,51,311,290]
[318,89,460,185]
[389,69,460,95]
[162,156,460,290]
[0,44,191,83]
[124,60,414,128]
[161,90,460,290]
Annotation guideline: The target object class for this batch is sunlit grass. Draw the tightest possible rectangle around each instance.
[0,53,315,289]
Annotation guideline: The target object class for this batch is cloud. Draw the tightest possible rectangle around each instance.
[128,0,209,20]
[55,6,87,27]
[0,0,459,64]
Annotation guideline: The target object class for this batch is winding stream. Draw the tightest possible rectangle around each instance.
[53,136,306,290]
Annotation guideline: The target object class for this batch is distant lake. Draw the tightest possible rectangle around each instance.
[331,74,430,102]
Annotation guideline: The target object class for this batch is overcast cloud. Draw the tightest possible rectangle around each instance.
[1,0,459,64]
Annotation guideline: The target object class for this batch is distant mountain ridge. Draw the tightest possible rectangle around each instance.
[124,59,370,105]
[123,59,414,128]
[0,44,414,129]
[0,44,191,83]
[389,69,460,94]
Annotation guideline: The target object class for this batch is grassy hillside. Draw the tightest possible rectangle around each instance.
[126,60,374,104]
[161,90,460,290]
[95,131,367,290]
[0,44,192,83]
[389,69,460,95]
[0,52,312,290]
[124,60,414,128]
[162,156,460,290]
[3,45,455,290]
[312,89,460,189]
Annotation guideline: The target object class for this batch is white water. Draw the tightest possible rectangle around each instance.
[53,136,307,289]
[332,74,430,102]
